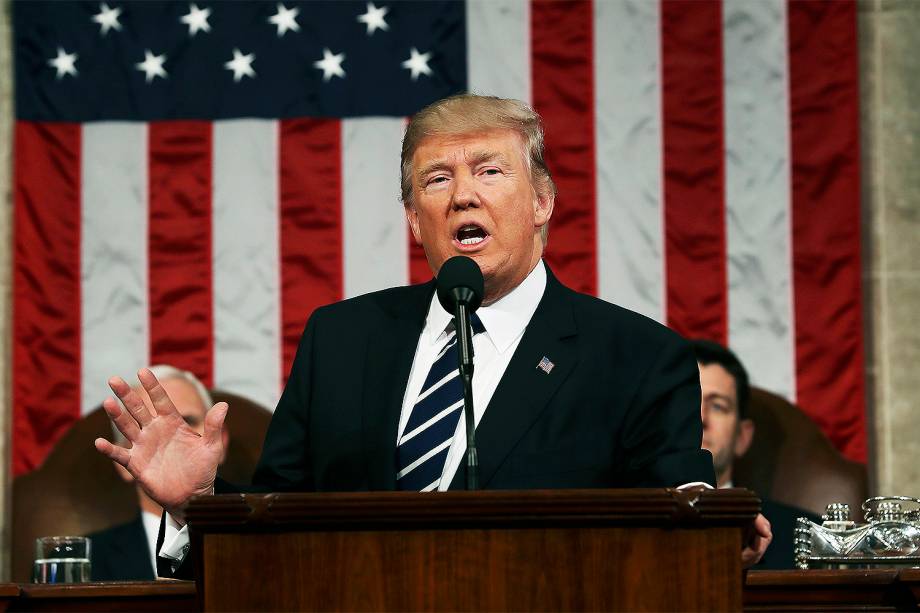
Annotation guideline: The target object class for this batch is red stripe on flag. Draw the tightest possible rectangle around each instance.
[531,0,597,295]
[279,119,343,382]
[787,0,865,462]
[660,0,727,343]
[12,122,82,475]
[148,122,214,386]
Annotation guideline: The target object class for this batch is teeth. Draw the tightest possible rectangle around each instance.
[460,236,484,246]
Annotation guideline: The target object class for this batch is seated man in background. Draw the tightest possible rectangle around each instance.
[693,339,819,570]
[87,365,227,581]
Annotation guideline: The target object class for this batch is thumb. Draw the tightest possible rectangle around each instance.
[203,402,229,448]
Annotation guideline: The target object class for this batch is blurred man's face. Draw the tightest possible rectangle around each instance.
[699,362,752,487]
[406,128,553,305]
[137,378,208,434]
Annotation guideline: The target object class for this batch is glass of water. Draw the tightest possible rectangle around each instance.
[33,536,91,583]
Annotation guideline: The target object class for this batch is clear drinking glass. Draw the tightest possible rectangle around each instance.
[32,536,91,583]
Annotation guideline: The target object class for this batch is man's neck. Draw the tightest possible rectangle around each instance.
[482,254,543,306]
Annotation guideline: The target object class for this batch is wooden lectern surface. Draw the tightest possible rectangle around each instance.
[3,571,920,612]
[187,488,758,612]
[0,581,197,612]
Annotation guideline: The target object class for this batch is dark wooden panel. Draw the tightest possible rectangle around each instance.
[201,526,740,611]
[188,489,757,612]
[744,570,918,612]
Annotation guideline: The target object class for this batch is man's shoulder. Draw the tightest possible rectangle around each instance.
[552,277,685,350]
[307,282,433,326]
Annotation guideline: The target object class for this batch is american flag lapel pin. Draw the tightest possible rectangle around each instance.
[536,356,555,374]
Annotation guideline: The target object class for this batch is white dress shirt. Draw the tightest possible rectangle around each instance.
[140,509,161,576]
[397,260,547,490]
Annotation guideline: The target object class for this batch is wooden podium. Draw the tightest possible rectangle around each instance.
[186,488,758,612]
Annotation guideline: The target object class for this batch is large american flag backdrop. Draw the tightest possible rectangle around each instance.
[11,0,864,476]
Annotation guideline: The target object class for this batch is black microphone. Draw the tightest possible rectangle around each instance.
[436,256,484,490]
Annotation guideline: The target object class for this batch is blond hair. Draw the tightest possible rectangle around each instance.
[400,95,556,242]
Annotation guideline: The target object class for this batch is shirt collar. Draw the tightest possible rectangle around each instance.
[424,260,547,354]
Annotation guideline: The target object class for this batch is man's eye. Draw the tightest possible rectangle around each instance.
[481,168,501,176]
[427,176,448,185]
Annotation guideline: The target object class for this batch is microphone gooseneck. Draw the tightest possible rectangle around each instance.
[435,256,484,490]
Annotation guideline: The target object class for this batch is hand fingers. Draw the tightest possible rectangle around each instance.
[101,396,141,442]
[755,513,773,540]
[741,538,767,568]
[741,546,759,568]
[203,402,229,448]
[109,376,154,427]
[94,437,131,467]
[137,368,179,419]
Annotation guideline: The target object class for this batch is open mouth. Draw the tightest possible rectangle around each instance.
[455,224,489,247]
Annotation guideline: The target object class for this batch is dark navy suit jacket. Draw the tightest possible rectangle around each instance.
[251,266,714,492]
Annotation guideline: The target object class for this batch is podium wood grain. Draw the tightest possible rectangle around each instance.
[187,488,758,612]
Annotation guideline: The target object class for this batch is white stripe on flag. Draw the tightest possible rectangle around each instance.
[723,0,796,399]
[594,0,665,323]
[466,0,531,103]
[81,122,149,414]
[342,118,408,298]
[212,119,282,411]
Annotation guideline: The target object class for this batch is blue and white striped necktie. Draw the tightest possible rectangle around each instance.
[396,314,485,491]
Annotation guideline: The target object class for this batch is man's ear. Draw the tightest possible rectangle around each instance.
[405,205,423,246]
[734,418,755,458]
[533,185,555,229]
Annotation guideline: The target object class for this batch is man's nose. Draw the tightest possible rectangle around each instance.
[451,171,480,210]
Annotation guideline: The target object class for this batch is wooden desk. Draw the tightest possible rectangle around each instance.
[0,581,197,612]
[744,570,919,612]
[3,571,920,611]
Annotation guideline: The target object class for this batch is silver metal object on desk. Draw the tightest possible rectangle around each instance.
[795,496,920,569]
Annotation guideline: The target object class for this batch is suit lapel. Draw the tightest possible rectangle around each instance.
[450,268,578,490]
[362,281,434,490]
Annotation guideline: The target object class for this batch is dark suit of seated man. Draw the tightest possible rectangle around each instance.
[87,515,155,582]
[95,94,768,576]
[694,339,817,569]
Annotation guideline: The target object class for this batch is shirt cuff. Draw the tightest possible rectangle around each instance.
[677,481,713,490]
[158,514,190,573]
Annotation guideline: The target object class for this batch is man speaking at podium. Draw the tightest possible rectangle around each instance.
[94,94,769,572]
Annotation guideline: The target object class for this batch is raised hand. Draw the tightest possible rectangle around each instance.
[94,368,228,524]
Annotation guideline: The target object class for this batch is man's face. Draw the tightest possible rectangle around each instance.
[157,378,208,434]
[406,128,554,305]
[699,362,751,487]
